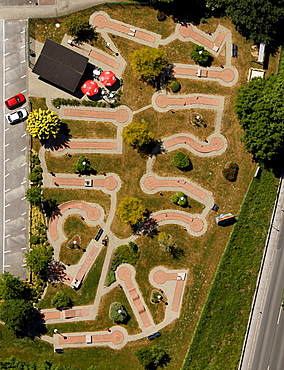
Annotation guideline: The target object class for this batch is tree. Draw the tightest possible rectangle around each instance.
[129,47,167,84]
[172,152,191,169]
[158,232,175,252]
[109,302,129,323]
[0,271,26,300]
[25,244,53,279]
[189,44,212,66]
[73,156,92,175]
[116,196,146,225]
[235,61,284,162]
[29,165,43,186]
[122,121,154,149]
[0,299,35,333]
[135,346,170,369]
[63,14,97,43]
[25,186,42,206]
[206,0,284,49]
[26,109,61,141]
[52,291,73,310]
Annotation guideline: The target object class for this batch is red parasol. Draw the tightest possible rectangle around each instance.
[99,71,116,87]
[81,80,99,96]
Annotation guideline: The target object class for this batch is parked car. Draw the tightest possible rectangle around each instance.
[5,93,25,109]
[5,109,28,124]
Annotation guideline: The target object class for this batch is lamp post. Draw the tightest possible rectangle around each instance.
[106,42,119,56]
[54,328,67,339]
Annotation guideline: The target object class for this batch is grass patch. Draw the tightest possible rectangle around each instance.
[65,119,117,139]
[37,246,107,309]
[59,215,100,265]
[182,168,279,369]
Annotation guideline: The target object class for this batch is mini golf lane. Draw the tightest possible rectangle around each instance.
[153,212,204,234]
[56,141,117,152]
[153,270,187,313]
[173,65,235,84]
[51,176,118,192]
[93,12,158,44]
[155,93,221,110]
[58,330,125,347]
[49,201,102,242]
[117,265,153,329]
[64,107,130,124]
[163,135,224,154]
[179,24,226,51]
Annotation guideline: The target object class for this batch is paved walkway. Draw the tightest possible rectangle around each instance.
[30,9,239,350]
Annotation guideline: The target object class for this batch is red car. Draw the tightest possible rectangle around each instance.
[5,93,26,109]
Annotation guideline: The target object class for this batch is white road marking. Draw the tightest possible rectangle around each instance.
[4,38,8,41]
[21,197,26,200]
[20,74,26,78]
[4,82,9,86]
[5,128,9,131]
[21,247,27,250]
[21,212,26,216]
[5,173,9,177]
[21,89,26,93]
[4,67,10,71]
[4,235,10,238]
[4,265,10,268]
[4,52,10,56]
[277,306,282,324]
[4,189,10,193]
[4,219,10,223]
[21,147,27,151]
[20,30,25,33]
[4,158,9,162]
[4,204,10,208]
[22,264,26,267]
[20,162,26,167]
[21,180,26,184]
[21,133,27,137]
[21,60,26,63]
[21,227,26,230]
[4,143,9,147]
[20,45,25,48]
[4,250,11,253]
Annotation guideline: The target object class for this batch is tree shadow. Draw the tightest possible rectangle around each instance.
[42,198,61,220]
[169,247,185,260]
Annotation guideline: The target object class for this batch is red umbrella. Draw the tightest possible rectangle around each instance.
[81,80,99,96]
[100,71,116,86]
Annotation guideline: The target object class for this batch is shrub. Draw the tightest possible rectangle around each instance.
[73,156,92,175]
[190,44,212,66]
[172,152,191,170]
[223,162,239,182]
[30,235,40,245]
[171,192,188,207]
[52,291,73,310]
[170,80,181,93]
[30,151,40,166]
[157,11,167,21]
[109,302,128,323]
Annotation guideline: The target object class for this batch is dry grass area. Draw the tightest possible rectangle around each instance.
[65,119,117,139]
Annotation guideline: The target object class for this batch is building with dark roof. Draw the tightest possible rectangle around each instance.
[32,39,88,92]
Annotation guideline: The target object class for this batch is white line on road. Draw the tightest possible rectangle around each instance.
[21,147,27,151]
[4,235,10,238]
[5,128,9,132]
[5,173,9,177]
[4,82,9,86]
[21,227,26,230]
[4,219,10,223]
[4,265,10,268]
[4,189,10,193]
[21,133,27,137]
[21,89,26,93]
[20,45,25,48]
[4,158,9,162]
[4,38,8,41]
[20,30,25,33]
[4,250,10,253]
[277,306,282,324]
[21,60,26,64]
[20,74,26,79]
[22,264,26,267]
[4,52,10,56]
[21,247,27,250]
[4,204,10,208]
[20,180,26,184]
[4,67,10,71]
[4,143,9,147]
[21,197,26,200]
[21,212,26,216]
[20,162,26,167]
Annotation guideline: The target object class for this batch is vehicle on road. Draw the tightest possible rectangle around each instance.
[5,109,28,124]
[5,93,26,109]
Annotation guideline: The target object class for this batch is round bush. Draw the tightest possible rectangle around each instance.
[52,291,73,310]
[109,302,128,323]
[172,152,191,169]
[30,235,40,245]
[157,11,167,22]
[223,162,239,182]
[170,80,181,93]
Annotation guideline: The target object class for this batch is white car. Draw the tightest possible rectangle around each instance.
[5,109,28,124]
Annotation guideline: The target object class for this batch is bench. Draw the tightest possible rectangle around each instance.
[232,43,237,57]
[147,332,161,341]
[95,228,103,241]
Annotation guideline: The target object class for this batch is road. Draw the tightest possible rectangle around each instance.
[1,19,29,280]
